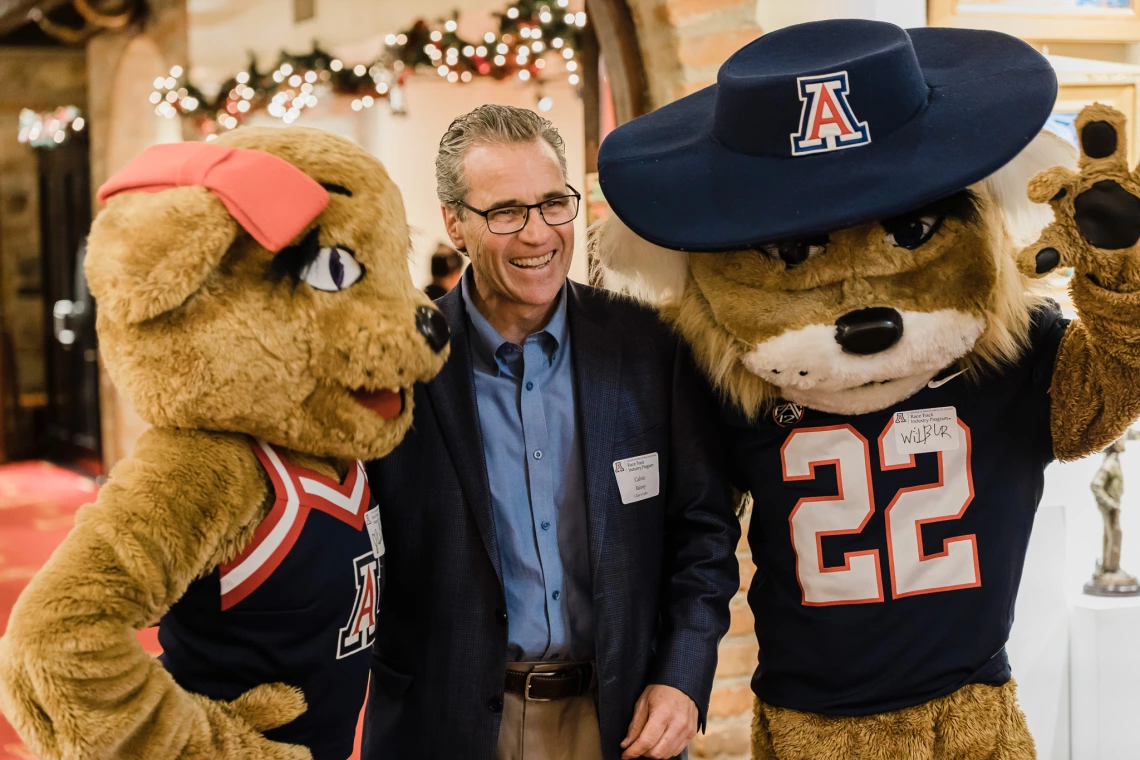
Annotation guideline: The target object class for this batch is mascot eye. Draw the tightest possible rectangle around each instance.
[759,238,827,268]
[883,214,942,250]
[299,247,364,292]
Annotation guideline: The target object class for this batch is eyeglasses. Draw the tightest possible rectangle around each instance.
[452,186,581,234]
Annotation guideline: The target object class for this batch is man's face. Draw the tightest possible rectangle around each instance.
[443,140,574,308]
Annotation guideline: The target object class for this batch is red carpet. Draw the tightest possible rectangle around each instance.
[0,461,103,759]
[0,460,364,760]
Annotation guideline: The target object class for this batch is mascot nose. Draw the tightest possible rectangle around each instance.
[416,305,450,353]
[834,307,904,355]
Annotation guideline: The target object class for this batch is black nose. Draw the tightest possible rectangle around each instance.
[416,306,450,353]
[835,307,903,355]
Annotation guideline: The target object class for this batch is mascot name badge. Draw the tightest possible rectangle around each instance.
[893,406,960,454]
[612,453,660,504]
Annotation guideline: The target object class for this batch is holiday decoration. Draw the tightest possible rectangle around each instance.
[17,106,86,148]
[152,1,586,138]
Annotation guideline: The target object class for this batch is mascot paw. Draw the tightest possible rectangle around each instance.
[192,684,312,760]
[223,682,308,732]
[1018,103,1140,278]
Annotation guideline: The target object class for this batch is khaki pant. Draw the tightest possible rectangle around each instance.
[495,661,603,760]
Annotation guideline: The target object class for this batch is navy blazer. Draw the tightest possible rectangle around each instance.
[361,281,740,760]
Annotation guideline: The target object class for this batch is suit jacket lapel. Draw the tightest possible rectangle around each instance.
[426,288,502,583]
[567,282,622,579]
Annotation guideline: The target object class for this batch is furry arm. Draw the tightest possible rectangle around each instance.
[0,428,311,760]
[1018,105,1140,461]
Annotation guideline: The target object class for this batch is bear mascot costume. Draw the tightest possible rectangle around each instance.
[593,19,1140,760]
[0,127,450,759]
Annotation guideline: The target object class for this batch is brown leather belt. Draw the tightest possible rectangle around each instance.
[503,662,594,701]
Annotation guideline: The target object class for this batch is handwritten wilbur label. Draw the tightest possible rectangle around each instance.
[613,452,660,505]
[892,406,960,455]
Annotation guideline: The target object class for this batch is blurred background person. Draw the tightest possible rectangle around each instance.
[424,243,465,300]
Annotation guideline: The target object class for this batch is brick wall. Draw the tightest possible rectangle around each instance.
[620,1,763,755]
[627,0,762,107]
[691,510,756,760]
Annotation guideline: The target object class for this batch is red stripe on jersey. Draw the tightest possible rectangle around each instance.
[219,439,367,610]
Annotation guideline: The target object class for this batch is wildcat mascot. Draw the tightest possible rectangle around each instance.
[0,128,450,759]
[594,19,1140,760]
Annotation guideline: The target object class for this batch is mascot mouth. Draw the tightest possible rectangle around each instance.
[350,387,406,420]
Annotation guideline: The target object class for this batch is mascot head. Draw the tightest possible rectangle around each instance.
[594,19,1074,418]
[87,127,450,460]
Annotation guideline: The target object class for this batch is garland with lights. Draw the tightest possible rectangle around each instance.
[151,1,586,138]
[17,106,86,148]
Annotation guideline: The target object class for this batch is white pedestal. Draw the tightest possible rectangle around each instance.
[1009,502,1071,760]
[1070,594,1140,760]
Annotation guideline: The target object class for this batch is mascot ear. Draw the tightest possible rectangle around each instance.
[981,128,1079,247]
[587,214,690,306]
[85,187,239,324]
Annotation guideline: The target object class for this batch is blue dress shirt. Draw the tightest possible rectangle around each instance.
[461,270,594,662]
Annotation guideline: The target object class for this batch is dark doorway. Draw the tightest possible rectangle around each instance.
[36,136,101,475]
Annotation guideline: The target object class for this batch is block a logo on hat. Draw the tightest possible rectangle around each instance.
[791,71,871,156]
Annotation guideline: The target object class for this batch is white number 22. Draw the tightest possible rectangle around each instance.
[781,421,978,606]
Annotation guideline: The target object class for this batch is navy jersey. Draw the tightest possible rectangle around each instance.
[727,303,1068,716]
[159,439,382,760]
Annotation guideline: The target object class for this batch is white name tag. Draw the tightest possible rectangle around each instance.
[892,406,960,455]
[613,452,660,505]
[364,507,385,558]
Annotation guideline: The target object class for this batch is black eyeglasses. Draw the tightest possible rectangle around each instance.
[452,186,581,234]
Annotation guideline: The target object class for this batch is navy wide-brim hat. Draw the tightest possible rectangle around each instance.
[597,19,1058,252]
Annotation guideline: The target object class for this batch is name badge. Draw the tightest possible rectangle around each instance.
[613,452,660,505]
[364,507,385,558]
[892,406,960,455]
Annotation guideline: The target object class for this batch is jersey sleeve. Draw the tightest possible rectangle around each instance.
[1024,299,1070,463]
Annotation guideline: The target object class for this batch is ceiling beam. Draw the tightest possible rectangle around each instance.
[0,0,71,38]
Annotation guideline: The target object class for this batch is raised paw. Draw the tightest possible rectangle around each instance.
[1018,104,1140,278]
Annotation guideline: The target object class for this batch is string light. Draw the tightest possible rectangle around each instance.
[18,106,85,148]
[135,2,585,135]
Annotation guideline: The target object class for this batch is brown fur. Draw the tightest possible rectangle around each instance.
[668,189,1039,420]
[752,682,1034,760]
[0,127,447,759]
[1013,105,1140,460]
[594,110,1140,760]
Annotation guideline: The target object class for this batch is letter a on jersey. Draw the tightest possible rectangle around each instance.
[790,71,871,156]
[337,552,379,659]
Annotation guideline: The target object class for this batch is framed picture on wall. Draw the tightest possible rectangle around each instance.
[929,0,1140,42]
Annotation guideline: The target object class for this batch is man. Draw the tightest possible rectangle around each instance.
[362,104,740,760]
[425,243,465,300]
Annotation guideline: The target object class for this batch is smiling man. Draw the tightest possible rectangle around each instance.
[360,105,740,760]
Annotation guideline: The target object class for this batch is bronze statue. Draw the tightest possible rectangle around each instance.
[1085,428,1140,596]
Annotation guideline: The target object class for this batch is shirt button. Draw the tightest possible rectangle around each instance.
[526,381,534,391]
[533,450,543,460]
[488,696,503,712]
[552,590,560,601]
[541,521,550,531]
[496,609,507,625]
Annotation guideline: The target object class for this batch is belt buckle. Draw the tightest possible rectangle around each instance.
[524,671,554,702]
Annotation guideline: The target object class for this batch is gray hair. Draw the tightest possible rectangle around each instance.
[436,104,569,213]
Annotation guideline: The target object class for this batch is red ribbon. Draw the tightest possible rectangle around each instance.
[97,142,330,252]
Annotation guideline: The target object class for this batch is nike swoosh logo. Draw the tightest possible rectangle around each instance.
[927,369,967,389]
